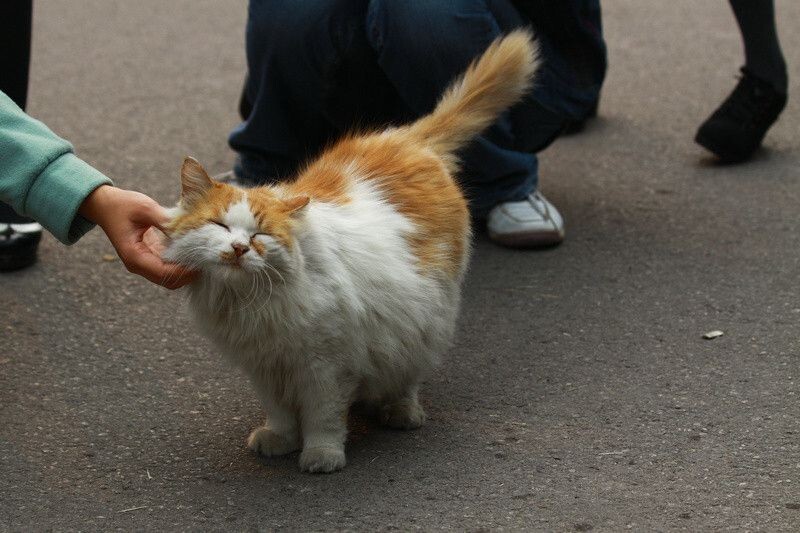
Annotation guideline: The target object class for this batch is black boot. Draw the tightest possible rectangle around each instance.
[695,68,787,163]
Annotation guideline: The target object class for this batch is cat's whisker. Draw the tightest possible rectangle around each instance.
[160,251,204,286]
[237,271,263,312]
[237,271,257,310]
[252,270,274,316]
[159,247,216,288]
[258,272,271,308]
[264,262,286,285]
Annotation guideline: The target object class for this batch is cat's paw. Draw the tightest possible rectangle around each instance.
[298,445,346,473]
[380,400,426,430]
[247,427,300,457]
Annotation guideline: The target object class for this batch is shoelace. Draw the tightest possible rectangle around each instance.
[528,193,548,217]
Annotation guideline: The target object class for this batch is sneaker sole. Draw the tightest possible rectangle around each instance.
[488,229,564,249]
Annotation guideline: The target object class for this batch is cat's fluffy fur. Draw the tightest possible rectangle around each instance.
[164,31,538,473]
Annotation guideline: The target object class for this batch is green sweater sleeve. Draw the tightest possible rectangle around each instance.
[0,91,112,244]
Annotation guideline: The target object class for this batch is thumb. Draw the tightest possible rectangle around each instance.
[137,200,172,232]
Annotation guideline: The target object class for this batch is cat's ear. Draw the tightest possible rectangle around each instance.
[180,156,213,204]
[283,195,310,215]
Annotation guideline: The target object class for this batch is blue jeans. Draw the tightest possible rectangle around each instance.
[229,0,605,217]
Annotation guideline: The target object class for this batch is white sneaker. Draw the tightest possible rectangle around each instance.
[487,191,564,247]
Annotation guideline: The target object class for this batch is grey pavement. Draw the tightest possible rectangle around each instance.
[2,1,800,530]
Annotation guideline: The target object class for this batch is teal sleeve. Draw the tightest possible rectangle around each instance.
[0,91,112,244]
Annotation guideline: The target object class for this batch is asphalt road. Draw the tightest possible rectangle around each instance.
[2,1,799,531]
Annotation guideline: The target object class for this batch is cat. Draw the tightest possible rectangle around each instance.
[162,30,538,473]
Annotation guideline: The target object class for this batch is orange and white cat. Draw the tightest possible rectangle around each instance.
[163,31,538,473]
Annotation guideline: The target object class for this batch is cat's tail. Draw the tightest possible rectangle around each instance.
[405,30,539,157]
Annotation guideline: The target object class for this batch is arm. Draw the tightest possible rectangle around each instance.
[0,91,195,288]
[0,90,109,244]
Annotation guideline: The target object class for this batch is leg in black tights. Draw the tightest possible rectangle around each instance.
[729,0,787,93]
[694,0,788,162]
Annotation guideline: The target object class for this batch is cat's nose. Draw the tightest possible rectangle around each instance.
[231,243,250,257]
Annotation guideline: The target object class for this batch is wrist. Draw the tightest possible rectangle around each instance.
[78,184,116,226]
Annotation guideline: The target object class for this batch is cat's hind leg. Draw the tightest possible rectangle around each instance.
[247,382,301,457]
[380,384,426,430]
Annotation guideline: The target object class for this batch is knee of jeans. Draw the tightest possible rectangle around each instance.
[368,0,501,62]
[367,0,464,53]
[247,1,323,52]
[248,0,280,32]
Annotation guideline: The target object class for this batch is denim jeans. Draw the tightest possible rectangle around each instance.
[229,0,605,217]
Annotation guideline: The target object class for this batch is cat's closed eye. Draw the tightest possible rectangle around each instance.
[212,220,230,230]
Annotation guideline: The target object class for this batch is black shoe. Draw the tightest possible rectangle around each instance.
[695,68,787,163]
[0,222,42,271]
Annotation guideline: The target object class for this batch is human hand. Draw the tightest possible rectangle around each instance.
[79,185,197,289]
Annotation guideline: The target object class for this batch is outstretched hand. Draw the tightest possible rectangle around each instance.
[79,185,196,289]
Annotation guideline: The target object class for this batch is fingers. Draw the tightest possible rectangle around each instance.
[123,192,171,231]
[121,242,198,290]
[141,200,172,231]
[142,226,168,255]
[155,263,198,290]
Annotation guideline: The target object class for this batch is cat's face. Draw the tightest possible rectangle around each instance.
[163,158,309,281]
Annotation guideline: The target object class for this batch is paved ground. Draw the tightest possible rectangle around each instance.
[2,1,800,530]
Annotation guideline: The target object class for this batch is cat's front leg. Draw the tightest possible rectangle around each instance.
[247,380,301,457]
[297,377,355,474]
